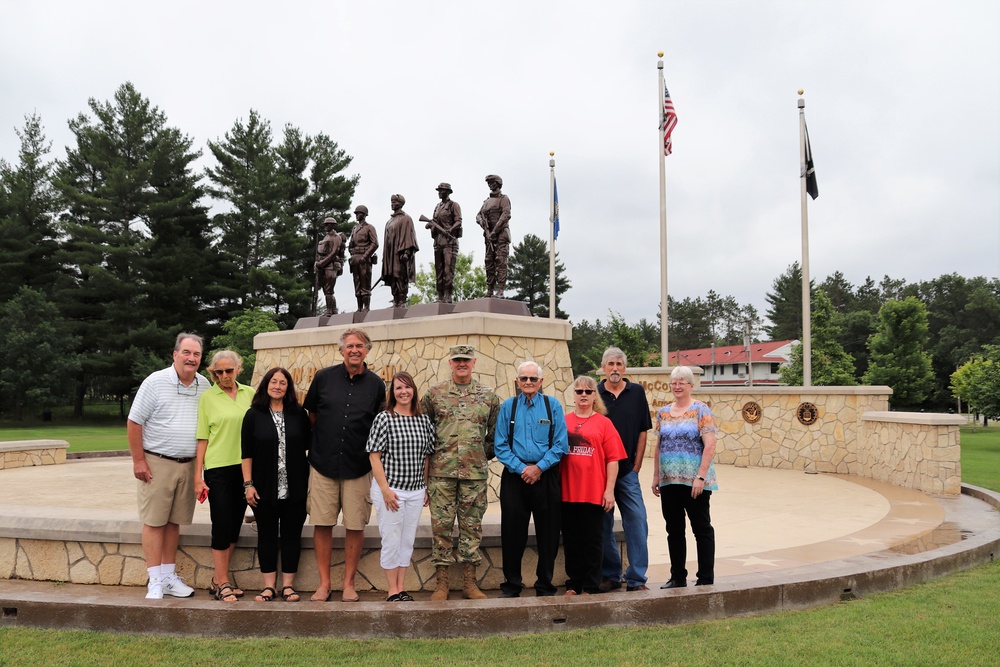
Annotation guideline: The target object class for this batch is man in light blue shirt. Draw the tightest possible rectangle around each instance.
[494,361,568,597]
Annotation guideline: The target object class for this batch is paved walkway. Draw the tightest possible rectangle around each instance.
[0,457,951,582]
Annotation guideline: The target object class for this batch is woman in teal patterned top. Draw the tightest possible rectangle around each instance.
[652,366,718,588]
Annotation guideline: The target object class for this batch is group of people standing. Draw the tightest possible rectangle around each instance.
[315,175,513,315]
[127,330,719,603]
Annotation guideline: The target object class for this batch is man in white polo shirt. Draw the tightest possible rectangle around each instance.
[127,332,207,600]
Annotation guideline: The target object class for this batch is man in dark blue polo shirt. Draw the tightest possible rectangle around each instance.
[303,328,386,601]
[596,347,653,592]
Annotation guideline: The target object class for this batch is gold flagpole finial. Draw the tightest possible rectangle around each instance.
[549,151,554,157]
[797,88,804,95]
[657,51,664,58]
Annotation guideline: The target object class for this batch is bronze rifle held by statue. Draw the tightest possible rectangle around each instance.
[419,214,455,242]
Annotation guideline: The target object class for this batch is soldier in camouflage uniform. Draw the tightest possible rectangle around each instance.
[420,344,499,600]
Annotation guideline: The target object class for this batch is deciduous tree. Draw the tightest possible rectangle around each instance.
[863,296,935,408]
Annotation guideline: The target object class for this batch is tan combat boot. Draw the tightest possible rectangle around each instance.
[463,563,487,600]
[431,565,449,601]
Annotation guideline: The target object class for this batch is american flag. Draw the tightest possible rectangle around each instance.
[662,84,678,156]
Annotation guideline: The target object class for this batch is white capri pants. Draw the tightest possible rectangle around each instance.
[370,479,426,570]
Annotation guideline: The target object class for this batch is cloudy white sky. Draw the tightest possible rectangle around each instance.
[2,0,997,326]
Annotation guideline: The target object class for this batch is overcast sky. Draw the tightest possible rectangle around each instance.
[2,0,997,328]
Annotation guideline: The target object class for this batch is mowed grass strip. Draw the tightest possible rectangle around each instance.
[0,559,997,666]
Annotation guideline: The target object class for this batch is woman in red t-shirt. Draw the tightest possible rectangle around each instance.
[560,375,626,595]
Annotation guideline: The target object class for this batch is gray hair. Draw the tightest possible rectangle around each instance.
[174,332,204,353]
[517,360,542,379]
[601,346,626,367]
[670,366,695,385]
[339,328,373,350]
[208,349,242,375]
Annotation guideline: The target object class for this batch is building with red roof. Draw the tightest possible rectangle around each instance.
[665,340,798,386]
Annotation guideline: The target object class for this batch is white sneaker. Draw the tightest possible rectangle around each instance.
[146,579,163,600]
[162,575,195,598]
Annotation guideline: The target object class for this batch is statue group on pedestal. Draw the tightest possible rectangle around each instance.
[315,175,512,314]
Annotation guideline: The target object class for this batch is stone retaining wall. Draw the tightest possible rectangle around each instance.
[0,530,558,595]
[624,369,962,495]
[0,440,68,470]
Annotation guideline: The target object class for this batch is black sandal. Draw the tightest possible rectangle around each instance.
[398,591,414,601]
[213,581,238,602]
[255,587,277,602]
[386,593,403,602]
[280,586,300,602]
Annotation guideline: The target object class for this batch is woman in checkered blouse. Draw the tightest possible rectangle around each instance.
[367,371,436,601]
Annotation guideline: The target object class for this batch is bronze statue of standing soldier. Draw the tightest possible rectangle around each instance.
[315,217,346,316]
[381,194,419,309]
[419,182,462,304]
[476,174,511,298]
[348,205,379,312]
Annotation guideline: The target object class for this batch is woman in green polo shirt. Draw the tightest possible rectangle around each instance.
[196,350,254,602]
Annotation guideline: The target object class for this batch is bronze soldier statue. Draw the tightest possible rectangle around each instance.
[315,217,345,316]
[348,205,379,312]
[419,182,462,304]
[476,174,511,298]
[380,194,419,309]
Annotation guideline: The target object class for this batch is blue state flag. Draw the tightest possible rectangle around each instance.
[553,178,560,240]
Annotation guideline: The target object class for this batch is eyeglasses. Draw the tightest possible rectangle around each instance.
[518,376,539,383]
[574,389,594,395]
[176,376,201,396]
[669,381,690,387]
[214,368,237,375]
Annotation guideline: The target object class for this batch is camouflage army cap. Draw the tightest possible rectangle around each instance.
[447,344,476,360]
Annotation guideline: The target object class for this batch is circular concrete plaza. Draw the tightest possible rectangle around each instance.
[1,457,998,638]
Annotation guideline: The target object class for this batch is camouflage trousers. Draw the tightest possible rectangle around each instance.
[427,476,488,567]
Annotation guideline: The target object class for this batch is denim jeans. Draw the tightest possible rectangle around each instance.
[601,469,649,587]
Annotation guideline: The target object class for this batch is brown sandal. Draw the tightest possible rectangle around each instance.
[255,587,277,602]
[212,580,239,602]
[281,586,300,602]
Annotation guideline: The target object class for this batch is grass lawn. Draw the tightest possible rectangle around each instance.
[0,418,997,665]
[0,423,127,452]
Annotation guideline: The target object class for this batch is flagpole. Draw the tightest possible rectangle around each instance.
[658,53,669,364]
[798,89,812,387]
[549,152,556,320]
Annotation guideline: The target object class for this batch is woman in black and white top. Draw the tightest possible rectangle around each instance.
[366,370,435,601]
[240,367,311,602]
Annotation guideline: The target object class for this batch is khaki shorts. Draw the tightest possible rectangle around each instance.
[137,455,196,527]
[307,466,373,530]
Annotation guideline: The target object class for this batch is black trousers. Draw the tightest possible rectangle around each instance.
[561,502,604,594]
[660,484,715,583]
[205,464,247,551]
[252,497,307,574]
[499,468,561,596]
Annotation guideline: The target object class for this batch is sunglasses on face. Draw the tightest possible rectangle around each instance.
[574,389,594,395]
[215,368,237,375]
[518,376,539,383]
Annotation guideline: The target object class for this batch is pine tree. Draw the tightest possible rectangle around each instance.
[0,113,64,301]
[863,296,935,408]
[506,233,570,318]
[764,262,814,341]
[408,252,487,305]
[779,290,856,386]
[55,82,215,415]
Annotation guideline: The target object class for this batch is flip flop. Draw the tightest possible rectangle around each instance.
[281,586,300,602]
[255,587,277,602]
